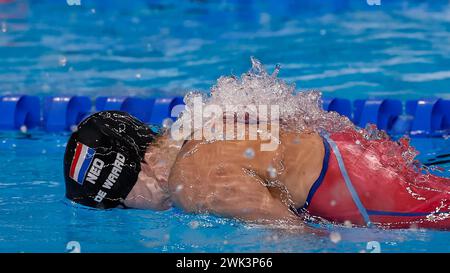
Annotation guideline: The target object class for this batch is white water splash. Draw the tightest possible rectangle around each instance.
[179,57,354,136]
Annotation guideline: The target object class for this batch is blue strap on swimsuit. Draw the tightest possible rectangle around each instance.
[297,134,373,227]
[324,134,372,227]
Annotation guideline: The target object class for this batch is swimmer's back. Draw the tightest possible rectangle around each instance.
[168,132,325,217]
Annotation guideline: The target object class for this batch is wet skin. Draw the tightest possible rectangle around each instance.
[124,128,325,225]
[169,132,324,223]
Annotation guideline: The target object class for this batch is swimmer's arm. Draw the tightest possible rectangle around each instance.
[202,171,318,234]
[170,163,301,225]
[206,172,299,223]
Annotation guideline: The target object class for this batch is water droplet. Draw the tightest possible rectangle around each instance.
[267,165,277,178]
[344,220,352,228]
[244,148,255,159]
[188,220,199,229]
[175,184,184,193]
[1,22,7,33]
[162,118,173,129]
[59,56,67,67]
[329,232,341,244]
[20,125,27,134]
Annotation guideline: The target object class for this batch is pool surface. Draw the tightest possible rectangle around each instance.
[1,0,450,253]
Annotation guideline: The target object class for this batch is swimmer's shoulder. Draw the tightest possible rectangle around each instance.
[281,131,323,146]
[180,138,259,154]
[178,138,276,169]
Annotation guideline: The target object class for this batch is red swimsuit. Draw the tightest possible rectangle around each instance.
[298,130,450,229]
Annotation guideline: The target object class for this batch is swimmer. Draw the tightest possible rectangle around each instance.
[64,109,450,230]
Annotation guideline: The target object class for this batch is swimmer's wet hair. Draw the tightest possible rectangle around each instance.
[64,111,159,209]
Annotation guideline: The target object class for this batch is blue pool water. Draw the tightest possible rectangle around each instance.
[1,0,450,252]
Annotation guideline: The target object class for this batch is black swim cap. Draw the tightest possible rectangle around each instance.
[64,111,157,209]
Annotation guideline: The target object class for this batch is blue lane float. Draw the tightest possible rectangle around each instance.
[406,99,450,137]
[95,96,185,125]
[43,96,92,132]
[0,95,449,137]
[148,97,185,126]
[390,115,414,136]
[95,96,150,122]
[322,98,352,119]
[0,95,40,130]
[353,99,403,132]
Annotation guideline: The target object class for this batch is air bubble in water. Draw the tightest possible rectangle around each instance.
[135,73,142,79]
[162,118,173,129]
[20,125,27,134]
[70,125,78,132]
[1,22,7,33]
[59,56,67,67]
[244,148,255,159]
[329,232,341,244]
[189,220,200,229]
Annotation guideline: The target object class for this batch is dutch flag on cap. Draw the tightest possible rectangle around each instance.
[69,142,96,185]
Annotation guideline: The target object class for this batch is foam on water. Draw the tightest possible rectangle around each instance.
[179,58,421,167]
[180,57,355,135]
